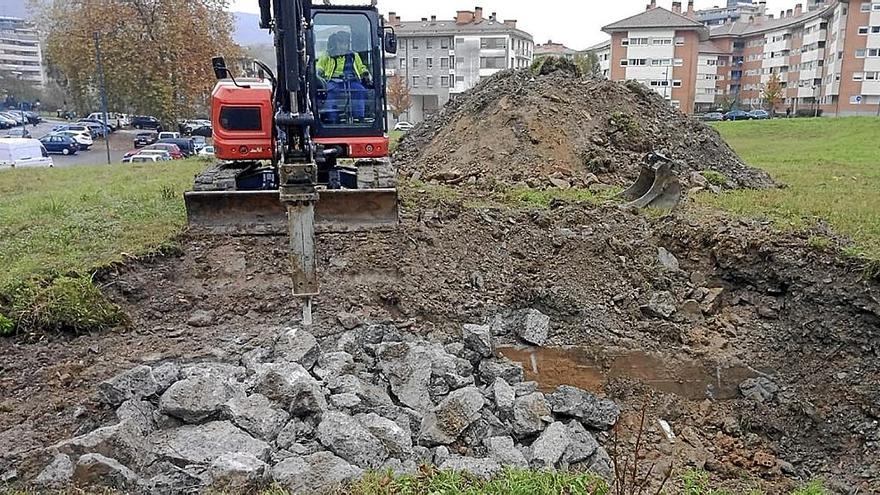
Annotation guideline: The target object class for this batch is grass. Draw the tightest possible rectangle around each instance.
[400,179,620,210]
[0,159,205,334]
[708,117,880,262]
[389,130,405,152]
[347,468,609,495]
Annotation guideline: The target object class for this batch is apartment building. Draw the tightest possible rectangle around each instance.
[0,17,44,88]
[534,41,578,59]
[602,1,709,112]
[598,0,879,116]
[585,40,612,78]
[385,7,534,123]
[697,0,768,26]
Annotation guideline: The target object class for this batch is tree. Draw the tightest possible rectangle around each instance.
[762,73,784,114]
[36,0,242,124]
[0,70,42,104]
[575,52,602,78]
[387,74,411,121]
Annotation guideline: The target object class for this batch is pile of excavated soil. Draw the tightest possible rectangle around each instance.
[1,199,878,493]
[394,68,776,191]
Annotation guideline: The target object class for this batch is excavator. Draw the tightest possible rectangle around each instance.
[184,0,399,324]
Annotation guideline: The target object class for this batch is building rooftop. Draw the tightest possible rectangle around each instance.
[698,40,729,54]
[535,40,577,56]
[388,8,532,41]
[602,7,708,35]
[709,2,832,37]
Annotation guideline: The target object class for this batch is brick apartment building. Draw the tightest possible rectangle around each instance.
[594,0,880,116]
[385,7,534,123]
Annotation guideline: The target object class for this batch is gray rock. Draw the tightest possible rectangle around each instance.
[478,359,524,385]
[337,311,363,330]
[159,375,242,423]
[326,374,394,409]
[186,309,215,327]
[484,436,528,468]
[563,421,599,464]
[0,425,40,458]
[253,362,326,416]
[547,385,620,430]
[329,393,362,410]
[428,344,476,391]
[208,453,267,491]
[657,247,680,271]
[313,351,356,382]
[357,413,413,457]
[180,362,246,381]
[272,451,363,493]
[152,362,181,393]
[514,381,539,397]
[317,411,388,469]
[241,347,272,373]
[116,399,157,435]
[701,287,725,315]
[1,469,17,483]
[34,454,74,488]
[274,327,319,369]
[274,420,301,451]
[73,453,139,490]
[98,365,158,406]
[490,309,551,346]
[511,392,552,437]
[530,422,571,469]
[221,394,290,441]
[492,378,515,413]
[143,465,203,495]
[439,456,502,478]
[460,410,509,449]
[148,421,270,465]
[381,458,419,476]
[418,386,485,446]
[462,324,493,357]
[376,342,434,412]
[432,446,450,465]
[739,377,779,403]
[55,421,145,466]
[587,447,614,481]
[642,291,677,319]
[412,446,433,465]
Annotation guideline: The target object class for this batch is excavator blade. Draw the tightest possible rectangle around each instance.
[619,159,682,210]
[184,189,399,235]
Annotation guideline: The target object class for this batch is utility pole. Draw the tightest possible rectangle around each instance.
[94,32,111,165]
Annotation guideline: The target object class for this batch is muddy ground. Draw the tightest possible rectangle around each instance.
[1,195,878,493]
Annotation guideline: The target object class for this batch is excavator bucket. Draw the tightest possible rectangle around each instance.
[183,188,399,235]
[619,153,682,210]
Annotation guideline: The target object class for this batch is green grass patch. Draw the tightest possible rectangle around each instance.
[0,159,205,334]
[701,170,728,187]
[347,468,608,495]
[707,117,880,262]
[389,130,405,152]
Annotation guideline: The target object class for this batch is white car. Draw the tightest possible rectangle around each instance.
[158,131,181,140]
[197,145,215,158]
[57,130,93,150]
[0,138,54,169]
[129,152,171,163]
[393,121,414,131]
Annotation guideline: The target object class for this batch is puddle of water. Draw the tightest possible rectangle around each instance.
[498,346,760,400]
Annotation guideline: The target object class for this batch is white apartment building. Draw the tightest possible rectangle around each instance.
[586,40,612,78]
[0,17,44,88]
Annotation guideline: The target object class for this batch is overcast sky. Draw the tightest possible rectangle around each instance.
[229,0,793,47]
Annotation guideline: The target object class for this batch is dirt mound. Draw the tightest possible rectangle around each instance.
[394,69,775,190]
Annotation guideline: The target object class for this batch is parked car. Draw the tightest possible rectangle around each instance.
[123,143,183,160]
[85,112,126,129]
[748,109,770,120]
[191,135,207,152]
[700,112,724,122]
[122,149,172,163]
[131,115,162,130]
[190,125,213,138]
[57,130,93,150]
[393,121,414,131]
[3,127,32,138]
[39,134,79,155]
[723,109,751,121]
[0,112,26,126]
[23,111,41,125]
[197,145,215,158]
[0,138,53,169]
[53,124,96,139]
[78,120,111,137]
[129,153,171,163]
[134,132,159,147]
[158,137,196,157]
[158,131,181,140]
[179,119,211,135]
[0,114,15,129]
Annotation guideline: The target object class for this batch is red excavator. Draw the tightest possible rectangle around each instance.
[184,0,399,323]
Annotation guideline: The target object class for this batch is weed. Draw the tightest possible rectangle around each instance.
[790,480,828,495]
[701,170,728,187]
[160,185,176,201]
[0,312,13,335]
[6,276,126,334]
[610,404,672,495]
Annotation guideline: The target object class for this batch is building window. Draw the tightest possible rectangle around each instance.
[628,59,647,66]
[671,100,681,108]
[629,38,649,45]
[856,49,867,58]
[652,38,672,45]
[861,2,871,12]
[479,56,506,69]
[412,76,419,87]
[858,26,869,34]
[619,59,628,66]
[441,76,449,87]
[426,39,433,49]
[480,38,506,49]
[455,75,464,83]
[440,58,449,69]
[400,59,407,70]
[412,39,419,49]
[673,58,683,66]
[672,80,682,87]
[441,38,449,49]
[674,37,685,46]
[621,38,629,46]
[853,72,864,81]
[426,57,433,68]
[412,58,419,68]
[426,76,434,87]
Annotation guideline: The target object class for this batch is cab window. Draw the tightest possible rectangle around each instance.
[219,107,262,131]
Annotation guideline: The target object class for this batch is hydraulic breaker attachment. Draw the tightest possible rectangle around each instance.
[619,152,682,209]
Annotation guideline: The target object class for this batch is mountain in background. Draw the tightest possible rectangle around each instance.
[0,0,31,19]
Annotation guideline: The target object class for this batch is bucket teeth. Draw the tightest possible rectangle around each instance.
[619,152,682,209]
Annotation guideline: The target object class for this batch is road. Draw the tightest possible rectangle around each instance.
[8,119,145,167]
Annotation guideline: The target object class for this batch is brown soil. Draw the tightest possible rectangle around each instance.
[393,69,776,191]
[1,197,877,493]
